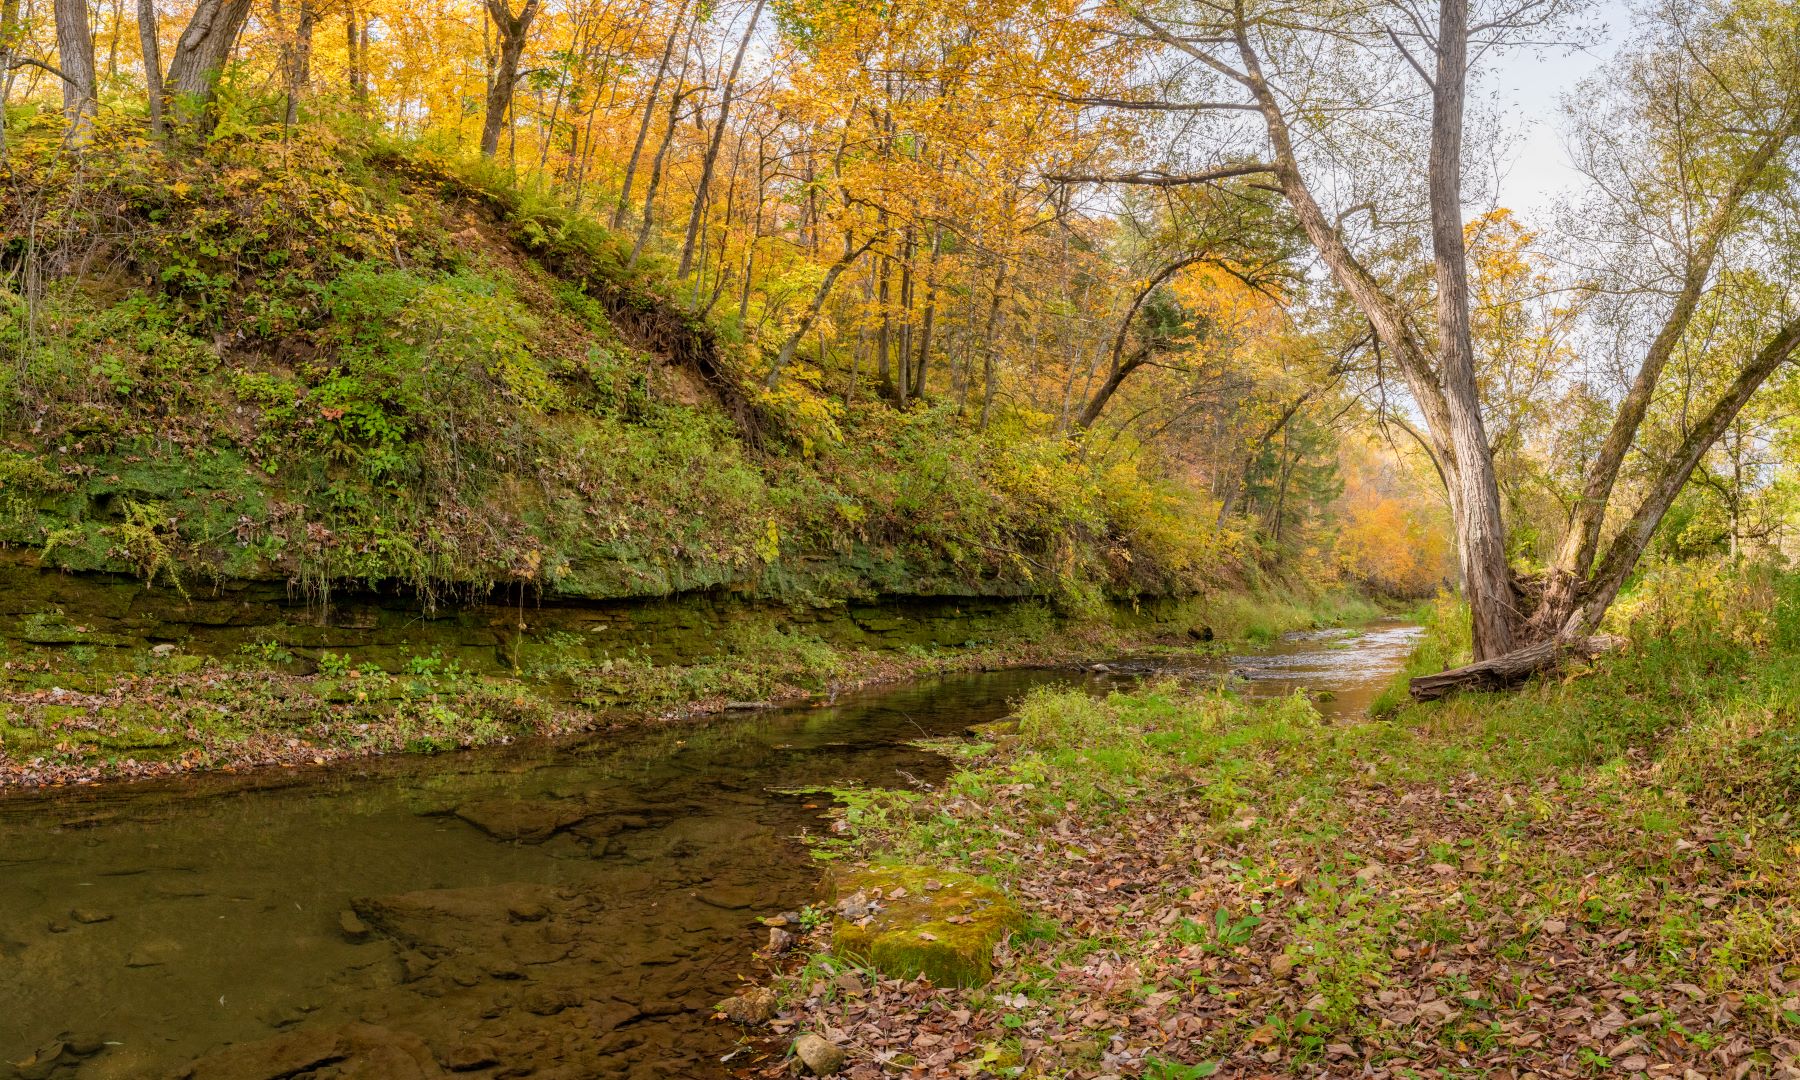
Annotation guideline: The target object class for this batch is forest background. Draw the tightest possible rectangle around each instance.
[0,0,1793,632]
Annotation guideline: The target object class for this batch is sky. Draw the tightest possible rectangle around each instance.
[1482,0,1635,215]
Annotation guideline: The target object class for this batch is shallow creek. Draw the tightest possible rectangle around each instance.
[0,623,1418,1080]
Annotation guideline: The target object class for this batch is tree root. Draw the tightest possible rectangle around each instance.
[1408,634,1625,701]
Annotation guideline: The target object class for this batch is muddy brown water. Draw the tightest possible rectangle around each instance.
[0,623,1419,1080]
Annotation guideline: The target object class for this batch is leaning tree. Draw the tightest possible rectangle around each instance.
[1060,0,1800,694]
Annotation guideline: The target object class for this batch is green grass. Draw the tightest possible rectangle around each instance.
[1198,587,1389,646]
[1367,592,1470,716]
[781,559,1800,1074]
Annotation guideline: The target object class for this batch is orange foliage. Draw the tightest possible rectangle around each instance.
[1331,440,1454,599]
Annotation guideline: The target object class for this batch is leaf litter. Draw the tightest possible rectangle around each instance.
[730,681,1800,1079]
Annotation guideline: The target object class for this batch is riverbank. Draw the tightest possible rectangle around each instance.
[742,563,1800,1077]
[0,577,1386,789]
[2,127,1312,608]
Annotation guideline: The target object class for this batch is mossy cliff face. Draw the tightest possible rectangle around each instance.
[827,865,1020,988]
[0,553,1068,682]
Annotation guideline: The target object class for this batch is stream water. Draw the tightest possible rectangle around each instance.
[0,622,1419,1080]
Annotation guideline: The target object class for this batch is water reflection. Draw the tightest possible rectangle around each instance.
[0,626,1417,1079]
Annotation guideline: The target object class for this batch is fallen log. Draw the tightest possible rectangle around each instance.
[1409,634,1625,701]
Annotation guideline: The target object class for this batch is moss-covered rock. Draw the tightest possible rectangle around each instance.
[964,719,1020,740]
[828,864,1021,988]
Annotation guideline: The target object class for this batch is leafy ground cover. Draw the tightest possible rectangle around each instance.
[1,119,1253,607]
[742,562,1800,1078]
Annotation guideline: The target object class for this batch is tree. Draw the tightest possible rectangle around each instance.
[272,0,317,127]
[480,0,542,157]
[53,0,96,136]
[677,0,765,277]
[136,0,165,134]
[1069,0,1799,694]
[612,0,692,229]
[164,0,254,127]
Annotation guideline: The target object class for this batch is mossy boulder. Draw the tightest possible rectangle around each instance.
[964,719,1019,740]
[828,864,1021,988]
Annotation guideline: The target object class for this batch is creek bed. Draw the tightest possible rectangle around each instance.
[0,623,1418,1080]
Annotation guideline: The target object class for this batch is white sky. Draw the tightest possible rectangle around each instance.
[1481,0,1635,216]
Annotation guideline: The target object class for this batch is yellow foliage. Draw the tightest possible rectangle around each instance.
[1330,440,1454,599]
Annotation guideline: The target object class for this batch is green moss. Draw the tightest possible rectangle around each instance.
[829,864,1022,988]
[19,611,87,644]
[964,719,1019,739]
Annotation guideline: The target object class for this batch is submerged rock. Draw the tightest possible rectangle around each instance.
[339,909,374,943]
[8,1037,104,1080]
[439,1040,500,1071]
[349,881,579,980]
[178,1022,444,1079]
[124,947,168,968]
[452,798,594,843]
[828,865,1021,988]
[695,885,758,910]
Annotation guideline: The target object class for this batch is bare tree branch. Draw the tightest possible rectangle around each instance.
[1047,163,1275,187]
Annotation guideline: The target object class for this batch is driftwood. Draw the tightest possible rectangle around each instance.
[1409,633,1625,701]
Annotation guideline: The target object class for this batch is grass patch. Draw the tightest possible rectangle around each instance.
[770,559,1800,1077]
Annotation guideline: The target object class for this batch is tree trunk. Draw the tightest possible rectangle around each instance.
[628,42,691,266]
[163,0,252,128]
[737,145,765,322]
[1410,635,1624,701]
[479,0,540,157]
[764,234,879,386]
[276,0,314,127]
[977,258,1007,430]
[875,250,893,400]
[804,155,820,255]
[1228,1,1512,657]
[895,228,913,407]
[54,0,97,138]
[1413,317,1800,698]
[1426,0,1518,662]
[344,2,361,102]
[1076,350,1149,432]
[1075,252,1211,431]
[1531,128,1793,636]
[909,226,939,400]
[612,0,690,230]
[1267,429,1295,544]
[134,0,163,133]
[0,0,22,148]
[676,0,763,277]
[105,0,119,78]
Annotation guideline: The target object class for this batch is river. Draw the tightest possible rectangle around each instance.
[0,622,1419,1080]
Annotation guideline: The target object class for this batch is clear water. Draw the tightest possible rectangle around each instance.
[0,623,1418,1080]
